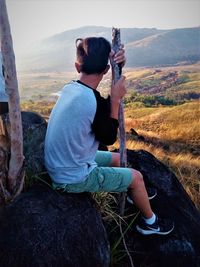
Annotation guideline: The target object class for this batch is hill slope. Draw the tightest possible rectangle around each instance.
[126,27,200,67]
[124,63,200,102]
[19,26,200,72]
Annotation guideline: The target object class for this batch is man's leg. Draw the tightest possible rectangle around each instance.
[109,151,120,167]
[109,152,174,235]
[101,151,153,218]
[95,150,113,167]
[59,151,173,234]
[128,169,153,219]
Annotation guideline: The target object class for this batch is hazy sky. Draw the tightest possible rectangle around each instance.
[6,0,200,56]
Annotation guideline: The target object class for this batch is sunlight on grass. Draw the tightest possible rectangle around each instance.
[125,101,200,145]
[113,138,200,209]
[121,100,200,209]
[20,65,200,212]
[125,69,154,80]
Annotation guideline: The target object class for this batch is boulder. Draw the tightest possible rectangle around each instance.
[1,111,200,267]
[0,111,110,267]
[124,149,200,267]
[127,128,145,142]
[0,111,47,191]
[0,184,110,267]
[21,111,47,176]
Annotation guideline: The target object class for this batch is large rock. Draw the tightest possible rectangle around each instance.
[21,111,47,176]
[1,111,200,267]
[0,184,110,267]
[0,111,47,190]
[0,111,110,267]
[125,149,200,267]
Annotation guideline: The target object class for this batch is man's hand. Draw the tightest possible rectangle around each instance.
[109,44,126,67]
[111,76,126,102]
[110,76,127,119]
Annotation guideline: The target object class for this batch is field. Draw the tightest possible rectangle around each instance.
[111,101,200,208]
[18,71,78,102]
[20,64,200,209]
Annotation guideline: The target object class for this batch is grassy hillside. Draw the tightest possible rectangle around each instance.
[21,100,200,209]
[18,71,78,101]
[125,101,199,150]
[20,64,200,209]
[124,63,200,104]
[19,26,161,72]
[126,27,200,67]
[18,26,200,72]
[110,101,200,209]
[18,63,200,102]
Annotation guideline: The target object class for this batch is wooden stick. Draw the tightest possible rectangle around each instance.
[111,28,127,215]
[0,0,24,194]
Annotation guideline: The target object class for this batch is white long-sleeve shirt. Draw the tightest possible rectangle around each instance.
[44,80,118,184]
[0,52,8,102]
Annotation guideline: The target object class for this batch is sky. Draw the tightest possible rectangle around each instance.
[5,0,200,56]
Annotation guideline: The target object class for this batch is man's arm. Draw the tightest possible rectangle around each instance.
[92,46,126,145]
[109,44,126,119]
[91,90,119,145]
[110,76,126,119]
[91,77,126,145]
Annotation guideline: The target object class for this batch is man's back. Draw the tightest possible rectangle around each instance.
[44,81,99,184]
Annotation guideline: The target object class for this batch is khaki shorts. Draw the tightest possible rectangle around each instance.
[53,150,132,193]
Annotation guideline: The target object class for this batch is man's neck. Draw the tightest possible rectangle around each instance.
[79,73,103,90]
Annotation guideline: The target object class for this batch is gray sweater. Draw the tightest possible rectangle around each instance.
[44,80,118,184]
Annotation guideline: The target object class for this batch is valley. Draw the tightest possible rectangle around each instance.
[20,63,200,209]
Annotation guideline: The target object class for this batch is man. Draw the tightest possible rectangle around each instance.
[45,37,174,235]
[0,51,8,115]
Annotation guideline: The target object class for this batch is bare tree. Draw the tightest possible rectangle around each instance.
[0,0,24,204]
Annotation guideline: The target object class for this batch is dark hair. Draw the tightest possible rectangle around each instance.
[75,37,111,74]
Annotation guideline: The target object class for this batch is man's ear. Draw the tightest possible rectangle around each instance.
[103,65,110,75]
[75,62,81,73]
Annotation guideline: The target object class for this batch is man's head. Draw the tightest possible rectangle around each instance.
[75,37,111,75]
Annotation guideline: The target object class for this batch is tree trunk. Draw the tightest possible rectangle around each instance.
[111,28,127,215]
[0,0,24,203]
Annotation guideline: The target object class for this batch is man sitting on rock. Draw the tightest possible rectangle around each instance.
[44,37,174,235]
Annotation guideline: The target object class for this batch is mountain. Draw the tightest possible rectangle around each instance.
[18,26,200,72]
[126,27,200,67]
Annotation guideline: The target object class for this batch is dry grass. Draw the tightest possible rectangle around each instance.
[21,99,200,209]
[20,65,200,210]
[21,100,55,117]
[18,71,79,101]
[112,100,200,209]
[130,141,199,207]
[125,101,200,146]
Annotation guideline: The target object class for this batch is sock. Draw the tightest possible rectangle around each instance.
[142,213,156,225]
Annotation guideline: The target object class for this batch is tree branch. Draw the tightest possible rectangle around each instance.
[0,0,24,194]
[111,28,127,216]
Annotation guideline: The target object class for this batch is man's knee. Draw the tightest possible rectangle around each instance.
[129,169,144,189]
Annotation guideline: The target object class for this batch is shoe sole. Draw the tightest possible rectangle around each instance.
[136,223,174,235]
[127,190,157,205]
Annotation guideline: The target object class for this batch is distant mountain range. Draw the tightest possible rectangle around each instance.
[19,26,200,72]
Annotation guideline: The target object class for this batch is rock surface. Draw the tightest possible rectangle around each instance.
[125,149,200,267]
[0,112,110,267]
[0,111,47,191]
[1,111,200,267]
[0,184,110,267]
[21,111,47,175]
